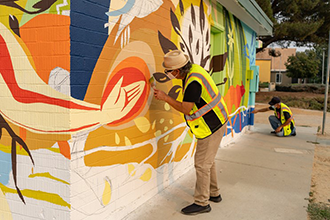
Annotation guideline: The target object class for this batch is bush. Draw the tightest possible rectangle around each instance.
[276,84,328,94]
[259,82,269,88]
[307,203,330,220]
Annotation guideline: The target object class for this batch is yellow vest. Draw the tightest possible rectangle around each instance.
[274,103,295,136]
[183,64,228,139]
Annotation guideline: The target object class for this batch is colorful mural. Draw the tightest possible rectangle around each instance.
[0,0,256,219]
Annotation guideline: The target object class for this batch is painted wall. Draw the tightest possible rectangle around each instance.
[0,0,257,219]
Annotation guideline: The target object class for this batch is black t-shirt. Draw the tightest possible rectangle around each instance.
[183,81,223,133]
[269,106,294,129]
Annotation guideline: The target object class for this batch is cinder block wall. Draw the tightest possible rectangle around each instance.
[0,0,256,219]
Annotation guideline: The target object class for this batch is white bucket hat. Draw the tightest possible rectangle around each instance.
[162,50,190,70]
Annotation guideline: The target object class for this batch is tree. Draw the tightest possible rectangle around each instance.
[285,50,320,79]
[255,0,330,52]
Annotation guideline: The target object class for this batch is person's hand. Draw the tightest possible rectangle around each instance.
[154,89,167,101]
[251,109,258,114]
[275,126,282,133]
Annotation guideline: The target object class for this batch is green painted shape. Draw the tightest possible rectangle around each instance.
[49,0,71,15]
[210,2,226,95]
[20,0,50,26]
[20,0,70,26]
[181,132,193,145]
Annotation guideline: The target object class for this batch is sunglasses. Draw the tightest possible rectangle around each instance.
[164,69,174,74]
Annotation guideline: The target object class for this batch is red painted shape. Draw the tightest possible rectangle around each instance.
[101,67,148,126]
[0,35,98,111]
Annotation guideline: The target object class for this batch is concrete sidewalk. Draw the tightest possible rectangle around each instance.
[124,124,316,220]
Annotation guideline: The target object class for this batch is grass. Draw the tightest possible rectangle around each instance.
[307,203,330,220]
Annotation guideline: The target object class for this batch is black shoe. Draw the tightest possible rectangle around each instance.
[181,203,211,215]
[291,131,296,136]
[271,131,276,134]
[209,194,222,203]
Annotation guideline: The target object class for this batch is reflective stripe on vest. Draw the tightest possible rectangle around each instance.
[274,103,295,136]
[185,92,227,121]
[183,65,228,139]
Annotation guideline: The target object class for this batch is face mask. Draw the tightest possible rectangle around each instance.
[167,71,178,80]
[271,105,275,109]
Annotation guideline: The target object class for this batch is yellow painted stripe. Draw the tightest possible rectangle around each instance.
[47,147,60,154]
[0,183,70,208]
[29,172,69,185]
[0,144,28,156]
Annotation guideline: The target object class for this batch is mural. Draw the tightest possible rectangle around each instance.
[0,0,255,219]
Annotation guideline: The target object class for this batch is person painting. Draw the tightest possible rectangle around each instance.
[153,50,229,215]
[252,96,296,137]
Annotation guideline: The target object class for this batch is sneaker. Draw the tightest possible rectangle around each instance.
[291,131,296,136]
[270,131,276,134]
[209,194,222,203]
[181,203,211,215]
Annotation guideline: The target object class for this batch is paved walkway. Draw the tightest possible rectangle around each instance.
[124,124,316,220]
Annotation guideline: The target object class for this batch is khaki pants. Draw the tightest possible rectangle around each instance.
[194,124,227,206]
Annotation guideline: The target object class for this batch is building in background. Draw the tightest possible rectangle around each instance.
[0,0,272,219]
[256,48,297,86]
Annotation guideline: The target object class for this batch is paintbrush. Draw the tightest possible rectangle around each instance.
[149,75,156,89]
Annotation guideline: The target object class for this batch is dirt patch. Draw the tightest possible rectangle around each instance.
[254,91,330,218]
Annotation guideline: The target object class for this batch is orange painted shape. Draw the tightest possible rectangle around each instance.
[19,127,27,150]
[20,14,70,83]
[58,141,71,159]
[84,144,153,167]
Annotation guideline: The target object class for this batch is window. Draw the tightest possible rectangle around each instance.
[276,73,282,84]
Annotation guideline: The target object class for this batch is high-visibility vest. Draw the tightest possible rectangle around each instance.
[183,64,228,139]
[274,103,295,136]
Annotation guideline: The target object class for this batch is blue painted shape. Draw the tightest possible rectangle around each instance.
[0,150,11,185]
[226,110,250,134]
[105,0,135,16]
[241,22,256,67]
[249,107,255,126]
[70,0,111,100]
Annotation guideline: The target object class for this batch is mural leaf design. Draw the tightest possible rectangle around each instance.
[222,52,228,68]
[168,85,182,100]
[196,39,200,55]
[200,53,210,68]
[170,8,181,35]
[153,72,171,83]
[0,0,56,14]
[9,15,20,37]
[206,28,209,45]
[179,0,184,16]
[210,52,228,75]
[189,26,193,49]
[191,4,196,28]
[0,114,34,204]
[11,139,24,203]
[158,31,178,54]
[180,42,186,52]
[216,77,228,86]
[199,0,205,32]
[33,0,56,10]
